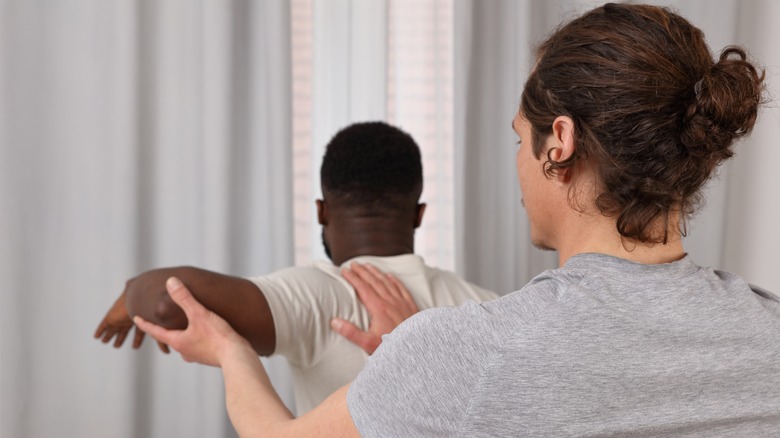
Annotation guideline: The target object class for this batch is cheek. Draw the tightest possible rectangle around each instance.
[516,149,526,187]
[516,150,534,192]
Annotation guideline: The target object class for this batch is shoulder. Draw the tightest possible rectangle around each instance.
[423,265,500,302]
[362,264,584,370]
[347,254,500,303]
[246,263,349,297]
[710,268,780,313]
[347,302,497,436]
[247,263,366,366]
[481,265,586,317]
[245,263,369,316]
[347,271,578,436]
[359,263,589,373]
[347,270,604,436]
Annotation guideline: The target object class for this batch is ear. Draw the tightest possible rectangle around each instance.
[316,199,328,225]
[414,203,427,228]
[548,115,576,184]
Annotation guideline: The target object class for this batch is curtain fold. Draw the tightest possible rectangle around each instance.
[454,0,560,295]
[3,1,778,437]
[1,1,293,437]
[722,0,780,291]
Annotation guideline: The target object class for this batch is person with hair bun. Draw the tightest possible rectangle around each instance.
[133,3,780,436]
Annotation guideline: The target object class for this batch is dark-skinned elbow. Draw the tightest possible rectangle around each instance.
[153,296,188,330]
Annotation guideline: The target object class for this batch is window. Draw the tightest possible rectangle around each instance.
[292,0,455,270]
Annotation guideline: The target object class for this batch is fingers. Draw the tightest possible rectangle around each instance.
[133,315,175,347]
[100,328,115,343]
[157,341,170,354]
[342,267,383,309]
[94,322,107,339]
[95,319,137,349]
[387,274,419,312]
[96,329,126,348]
[354,264,394,301]
[331,318,381,355]
[350,263,417,309]
[132,326,146,349]
[344,263,419,314]
[113,327,130,348]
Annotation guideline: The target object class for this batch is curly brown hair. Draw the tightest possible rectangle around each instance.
[521,3,765,243]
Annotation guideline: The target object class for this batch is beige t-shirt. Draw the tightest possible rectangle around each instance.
[248,254,498,414]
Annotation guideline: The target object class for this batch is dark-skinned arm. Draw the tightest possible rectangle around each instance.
[134,277,360,437]
[95,266,275,356]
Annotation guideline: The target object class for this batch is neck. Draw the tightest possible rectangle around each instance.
[555,212,686,267]
[327,215,416,266]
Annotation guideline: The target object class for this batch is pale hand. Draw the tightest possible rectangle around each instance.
[331,262,420,354]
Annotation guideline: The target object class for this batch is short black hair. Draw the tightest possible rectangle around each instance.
[320,121,423,212]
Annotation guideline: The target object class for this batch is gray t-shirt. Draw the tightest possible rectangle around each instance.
[347,253,780,437]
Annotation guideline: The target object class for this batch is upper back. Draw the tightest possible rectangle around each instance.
[331,254,499,309]
[348,253,780,436]
[462,254,780,436]
[250,254,496,414]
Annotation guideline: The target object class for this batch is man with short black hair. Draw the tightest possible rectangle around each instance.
[95,121,497,414]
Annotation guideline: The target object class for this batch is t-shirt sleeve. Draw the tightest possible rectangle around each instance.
[248,267,362,367]
[347,301,494,437]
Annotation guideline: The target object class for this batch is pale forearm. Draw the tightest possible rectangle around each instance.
[220,342,360,438]
[220,340,294,437]
[133,277,359,437]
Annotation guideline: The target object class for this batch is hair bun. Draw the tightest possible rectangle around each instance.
[682,46,765,162]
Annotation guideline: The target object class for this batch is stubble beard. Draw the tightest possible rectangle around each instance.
[321,230,333,261]
[524,199,555,252]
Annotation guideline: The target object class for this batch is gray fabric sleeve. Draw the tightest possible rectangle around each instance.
[346,276,565,437]
[347,303,485,437]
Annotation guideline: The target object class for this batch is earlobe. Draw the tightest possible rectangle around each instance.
[316,199,328,225]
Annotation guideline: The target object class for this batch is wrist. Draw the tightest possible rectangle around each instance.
[218,333,256,366]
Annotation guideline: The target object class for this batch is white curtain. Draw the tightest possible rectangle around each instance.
[721,0,780,292]
[455,0,780,295]
[454,0,560,295]
[1,1,293,437]
[292,0,458,271]
[3,1,779,437]
[292,0,393,265]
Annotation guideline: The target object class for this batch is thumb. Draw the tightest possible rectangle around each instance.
[331,318,380,355]
[165,277,202,315]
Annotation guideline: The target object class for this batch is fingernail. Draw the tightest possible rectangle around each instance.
[167,277,183,289]
[330,319,343,330]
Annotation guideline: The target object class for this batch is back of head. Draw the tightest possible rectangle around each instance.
[521,2,765,243]
[320,121,423,214]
